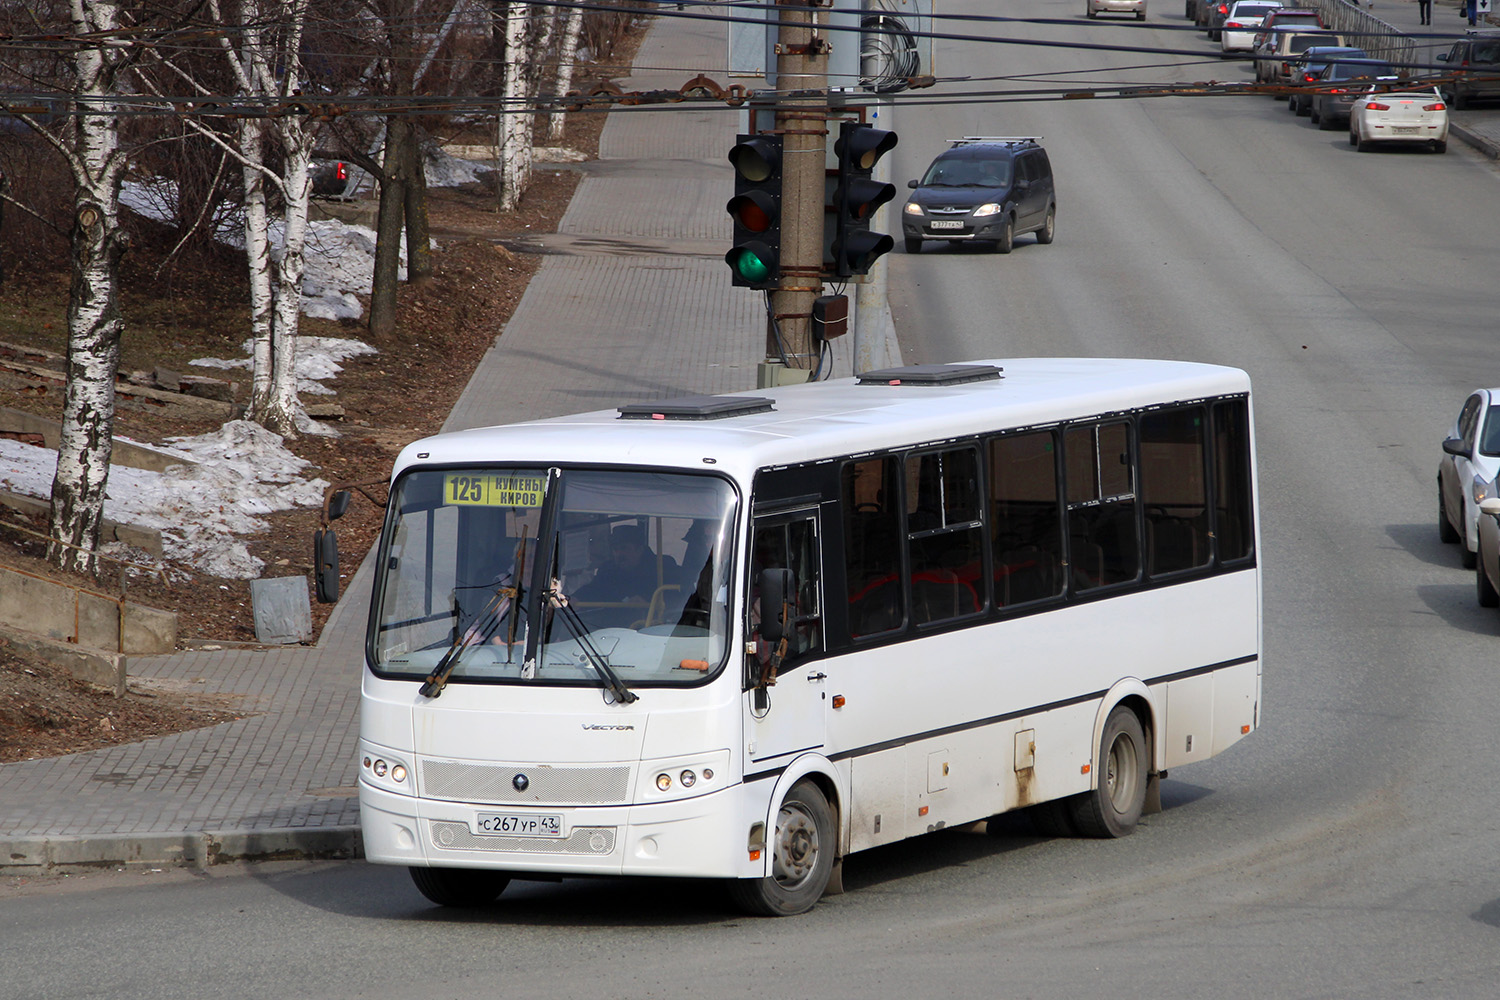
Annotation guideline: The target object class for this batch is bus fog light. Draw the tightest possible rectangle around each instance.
[391,764,407,782]
[680,770,697,788]
[656,773,672,791]
[702,768,714,781]
[374,759,388,777]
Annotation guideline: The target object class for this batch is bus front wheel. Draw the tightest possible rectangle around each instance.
[1070,706,1148,838]
[409,866,511,907]
[730,779,835,916]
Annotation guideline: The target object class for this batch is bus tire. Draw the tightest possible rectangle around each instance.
[1070,706,1148,838]
[408,866,511,907]
[730,780,835,916]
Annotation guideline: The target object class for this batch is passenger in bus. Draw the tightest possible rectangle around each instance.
[574,524,678,627]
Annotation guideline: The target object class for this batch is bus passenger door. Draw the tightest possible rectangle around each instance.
[745,511,827,767]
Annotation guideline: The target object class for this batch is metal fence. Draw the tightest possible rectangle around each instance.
[1305,0,1420,72]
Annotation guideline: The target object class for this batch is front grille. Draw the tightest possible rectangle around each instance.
[429,821,618,855]
[420,760,632,805]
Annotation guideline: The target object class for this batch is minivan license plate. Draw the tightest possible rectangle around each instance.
[475,812,565,837]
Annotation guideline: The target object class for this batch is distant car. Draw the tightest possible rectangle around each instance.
[901,137,1056,255]
[1221,1,1283,54]
[1088,0,1146,19]
[1204,0,1231,39]
[1349,88,1448,153]
[1439,388,1500,569]
[1252,7,1325,47]
[1435,30,1500,110]
[1287,47,1367,114]
[311,159,352,198]
[1309,58,1399,130]
[1255,28,1344,85]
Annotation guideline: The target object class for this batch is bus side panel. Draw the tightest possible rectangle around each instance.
[847,748,908,851]
[1210,658,1259,755]
[1160,675,1215,769]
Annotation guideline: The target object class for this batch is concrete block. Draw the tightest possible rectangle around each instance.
[122,601,177,654]
[0,627,126,696]
[0,571,71,642]
[250,576,312,644]
[77,590,122,651]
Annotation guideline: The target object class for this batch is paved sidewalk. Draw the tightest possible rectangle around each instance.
[0,11,860,872]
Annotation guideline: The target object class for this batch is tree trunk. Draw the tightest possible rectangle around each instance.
[240,117,277,422]
[368,117,409,340]
[548,7,585,144]
[404,129,431,286]
[261,113,313,436]
[49,2,129,576]
[499,2,533,212]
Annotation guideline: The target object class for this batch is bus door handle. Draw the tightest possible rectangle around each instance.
[806,671,827,683]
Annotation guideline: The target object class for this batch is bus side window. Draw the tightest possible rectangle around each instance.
[989,430,1064,606]
[1139,406,1211,577]
[905,447,985,624]
[841,457,904,637]
[749,517,822,663]
[1212,399,1255,563]
[1065,421,1141,592]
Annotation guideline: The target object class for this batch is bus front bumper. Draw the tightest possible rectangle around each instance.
[360,780,761,879]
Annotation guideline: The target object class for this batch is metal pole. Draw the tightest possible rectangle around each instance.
[769,0,828,376]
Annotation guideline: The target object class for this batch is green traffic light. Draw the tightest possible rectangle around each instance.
[727,246,775,284]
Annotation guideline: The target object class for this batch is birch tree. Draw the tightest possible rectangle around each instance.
[209,0,317,436]
[31,0,135,575]
[547,5,586,144]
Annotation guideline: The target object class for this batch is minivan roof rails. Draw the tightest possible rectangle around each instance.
[948,136,1041,145]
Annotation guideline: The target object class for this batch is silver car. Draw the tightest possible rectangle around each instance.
[1087,0,1146,19]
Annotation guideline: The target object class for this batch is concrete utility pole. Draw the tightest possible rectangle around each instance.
[769,0,829,374]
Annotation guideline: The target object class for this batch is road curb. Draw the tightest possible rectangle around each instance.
[1451,120,1500,159]
[1,826,363,873]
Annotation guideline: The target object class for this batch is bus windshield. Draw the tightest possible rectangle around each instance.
[371,467,738,688]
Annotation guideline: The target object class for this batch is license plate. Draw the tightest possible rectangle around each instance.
[475,812,565,837]
[1392,126,1419,134]
[929,220,964,230]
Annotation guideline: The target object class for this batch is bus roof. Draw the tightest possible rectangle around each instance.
[393,358,1250,481]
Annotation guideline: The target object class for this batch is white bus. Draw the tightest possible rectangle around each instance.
[327,358,1261,916]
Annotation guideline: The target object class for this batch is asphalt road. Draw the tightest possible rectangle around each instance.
[6,4,1500,998]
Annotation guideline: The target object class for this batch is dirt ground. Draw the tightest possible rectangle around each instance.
[0,39,641,763]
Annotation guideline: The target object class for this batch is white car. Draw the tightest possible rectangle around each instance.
[1439,388,1500,568]
[1087,0,1146,19]
[1221,1,1282,54]
[1349,88,1449,154]
[1477,497,1500,608]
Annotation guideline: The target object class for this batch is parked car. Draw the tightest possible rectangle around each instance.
[1221,1,1283,54]
[311,159,352,198]
[1435,29,1500,110]
[1476,495,1500,607]
[1309,58,1399,130]
[1255,28,1345,85]
[1439,388,1500,569]
[1349,88,1448,152]
[1088,0,1146,18]
[901,137,1056,255]
[1252,6,1324,46]
[1287,46,1367,114]
[1205,0,1231,39]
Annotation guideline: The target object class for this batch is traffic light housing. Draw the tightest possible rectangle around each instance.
[831,121,898,277]
[726,134,783,288]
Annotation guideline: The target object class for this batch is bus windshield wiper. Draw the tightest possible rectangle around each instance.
[420,529,528,699]
[544,582,638,705]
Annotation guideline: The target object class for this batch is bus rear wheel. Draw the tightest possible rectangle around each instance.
[1069,706,1148,838]
[730,780,835,916]
[408,866,511,907]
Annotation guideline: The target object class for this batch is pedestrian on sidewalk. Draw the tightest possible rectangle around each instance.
[1419,0,1431,23]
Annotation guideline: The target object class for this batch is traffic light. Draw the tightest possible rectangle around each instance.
[726,134,783,288]
[831,121,898,277]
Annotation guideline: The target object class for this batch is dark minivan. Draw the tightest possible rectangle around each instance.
[901,137,1056,255]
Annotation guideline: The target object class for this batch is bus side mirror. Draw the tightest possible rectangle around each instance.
[758,569,795,644]
[314,527,341,604]
[1443,436,1468,457]
[326,489,352,521]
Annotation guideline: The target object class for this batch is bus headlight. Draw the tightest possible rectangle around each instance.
[360,742,414,796]
[642,750,731,802]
